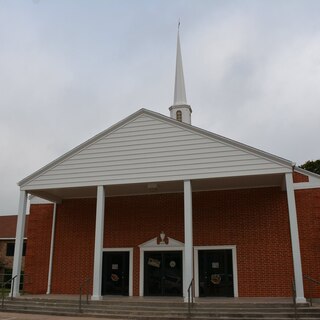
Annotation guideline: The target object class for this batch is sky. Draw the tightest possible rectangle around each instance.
[0,0,319,215]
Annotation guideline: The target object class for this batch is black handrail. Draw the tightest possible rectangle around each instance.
[304,274,320,307]
[187,278,194,314]
[1,275,17,309]
[79,277,91,313]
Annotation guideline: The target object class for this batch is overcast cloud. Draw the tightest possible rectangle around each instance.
[0,0,319,215]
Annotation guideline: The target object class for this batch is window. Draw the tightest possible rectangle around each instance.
[176,110,182,122]
[6,243,14,256]
[6,242,27,256]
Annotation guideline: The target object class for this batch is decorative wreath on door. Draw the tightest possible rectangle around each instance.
[211,274,221,285]
[111,274,119,282]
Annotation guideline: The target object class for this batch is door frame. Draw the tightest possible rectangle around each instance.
[102,248,133,296]
[139,246,185,296]
[194,245,238,298]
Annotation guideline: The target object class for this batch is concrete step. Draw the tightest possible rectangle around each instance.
[3,298,310,309]
[1,298,320,320]
[1,299,299,307]
[4,300,318,312]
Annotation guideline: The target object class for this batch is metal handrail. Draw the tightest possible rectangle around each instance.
[187,278,194,314]
[79,277,91,313]
[0,273,28,294]
[304,274,320,306]
[1,275,17,309]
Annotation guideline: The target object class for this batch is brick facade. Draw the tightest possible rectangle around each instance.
[295,188,320,299]
[24,204,53,293]
[293,172,309,183]
[24,185,320,298]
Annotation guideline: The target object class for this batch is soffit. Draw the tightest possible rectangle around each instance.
[29,173,284,202]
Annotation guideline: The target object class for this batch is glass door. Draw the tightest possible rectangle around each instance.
[102,251,129,295]
[198,249,234,297]
[144,251,182,296]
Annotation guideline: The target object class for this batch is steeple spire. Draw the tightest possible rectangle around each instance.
[169,23,192,124]
[173,25,187,106]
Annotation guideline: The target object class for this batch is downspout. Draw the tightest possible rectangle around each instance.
[46,202,57,294]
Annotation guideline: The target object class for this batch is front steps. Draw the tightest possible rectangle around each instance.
[1,297,320,319]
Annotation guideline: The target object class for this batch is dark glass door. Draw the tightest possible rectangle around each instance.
[198,249,234,297]
[102,251,129,295]
[144,251,182,296]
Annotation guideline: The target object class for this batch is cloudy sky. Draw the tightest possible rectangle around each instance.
[1,0,319,215]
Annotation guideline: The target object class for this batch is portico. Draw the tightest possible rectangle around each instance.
[13,170,308,302]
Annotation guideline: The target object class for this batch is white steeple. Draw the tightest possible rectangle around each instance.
[169,24,192,124]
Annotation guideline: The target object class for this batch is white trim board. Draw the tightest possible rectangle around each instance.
[194,245,238,298]
[294,182,320,190]
[0,238,27,240]
[102,248,133,297]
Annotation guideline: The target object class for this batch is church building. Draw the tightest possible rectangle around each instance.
[12,31,320,302]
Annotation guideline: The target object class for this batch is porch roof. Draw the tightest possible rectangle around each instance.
[29,173,286,203]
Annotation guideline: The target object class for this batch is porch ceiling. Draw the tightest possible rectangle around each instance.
[29,173,285,203]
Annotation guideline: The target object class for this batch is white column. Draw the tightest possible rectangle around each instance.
[183,180,193,302]
[92,185,105,300]
[285,172,306,303]
[46,203,57,294]
[12,190,28,297]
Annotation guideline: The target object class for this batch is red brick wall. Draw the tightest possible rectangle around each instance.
[293,172,309,183]
[296,188,320,298]
[24,204,53,293]
[104,193,184,296]
[51,199,96,294]
[193,188,294,297]
[24,185,320,298]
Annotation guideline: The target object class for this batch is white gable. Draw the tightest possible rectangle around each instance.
[139,237,184,248]
[20,110,291,190]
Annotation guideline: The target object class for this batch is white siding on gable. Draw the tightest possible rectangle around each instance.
[22,114,290,190]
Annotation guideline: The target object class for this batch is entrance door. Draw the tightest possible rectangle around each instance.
[144,251,182,296]
[198,249,234,297]
[102,251,129,295]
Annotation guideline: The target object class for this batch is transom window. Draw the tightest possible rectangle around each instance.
[176,110,182,122]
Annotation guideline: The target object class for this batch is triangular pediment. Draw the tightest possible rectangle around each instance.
[139,236,184,248]
[20,108,294,191]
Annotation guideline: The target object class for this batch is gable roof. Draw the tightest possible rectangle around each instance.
[19,108,300,190]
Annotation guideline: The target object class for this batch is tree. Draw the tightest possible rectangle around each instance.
[299,160,320,175]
